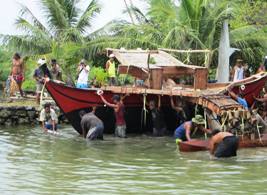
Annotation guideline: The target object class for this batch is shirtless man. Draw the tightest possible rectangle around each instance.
[10,53,24,97]
[210,129,239,158]
[79,108,104,140]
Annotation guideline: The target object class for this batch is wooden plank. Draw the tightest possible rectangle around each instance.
[118,66,149,79]
[194,69,208,89]
[162,66,195,76]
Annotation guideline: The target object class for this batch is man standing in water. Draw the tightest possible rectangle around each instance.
[105,54,116,85]
[79,108,104,140]
[174,115,210,144]
[209,129,239,158]
[39,103,58,132]
[98,92,126,138]
[148,96,166,136]
[10,53,24,97]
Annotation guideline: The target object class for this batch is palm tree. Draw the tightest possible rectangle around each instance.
[1,0,101,55]
[92,0,267,67]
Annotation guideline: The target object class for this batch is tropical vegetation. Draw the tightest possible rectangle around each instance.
[0,0,267,88]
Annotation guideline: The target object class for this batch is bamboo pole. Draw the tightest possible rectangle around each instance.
[159,48,211,53]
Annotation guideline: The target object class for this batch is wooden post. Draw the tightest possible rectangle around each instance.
[150,69,163,89]
[194,69,208,90]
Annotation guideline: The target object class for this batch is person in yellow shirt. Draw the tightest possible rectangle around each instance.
[105,54,116,85]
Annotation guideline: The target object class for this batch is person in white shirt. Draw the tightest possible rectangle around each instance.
[76,59,90,88]
[39,103,58,132]
[233,59,244,82]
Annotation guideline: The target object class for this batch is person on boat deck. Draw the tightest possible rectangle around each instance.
[50,59,62,81]
[33,58,51,104]
[106,54,116,86]
[232,59,244,82]
[10,53,25,97]
[39,103,58,132]
[170,96,188,125]
[228,89,248,110]
[76,59,90,89]
[210,129,239,158]
[99,93,127,138]
[79,108,104,140]
[148,96,167,136]
[174,115,210,144]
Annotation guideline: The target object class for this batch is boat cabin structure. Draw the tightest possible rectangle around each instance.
[107,48,208,90]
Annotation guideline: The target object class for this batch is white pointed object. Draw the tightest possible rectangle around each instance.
[216,20,240,83]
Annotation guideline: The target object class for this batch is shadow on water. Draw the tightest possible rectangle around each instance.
[0,125,267,194]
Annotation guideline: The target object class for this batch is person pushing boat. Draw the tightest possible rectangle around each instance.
[209,129,239,158]
[174,115,210,144]
[98,91,127,138]
[79,107,104,140]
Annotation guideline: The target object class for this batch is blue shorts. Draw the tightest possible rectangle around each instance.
[76,83,89,89]
[45,124,58,131]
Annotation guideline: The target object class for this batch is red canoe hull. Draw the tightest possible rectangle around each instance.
[179,134,267,152]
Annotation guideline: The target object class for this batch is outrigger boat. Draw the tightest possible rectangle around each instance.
[45,48,267,145]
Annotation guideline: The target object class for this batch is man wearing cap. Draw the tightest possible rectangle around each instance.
[33,58,51,104]
[106,54,116,86]
[76,59,90,89]
[233,59,244,82]
[174,115,210,144]
[98,92,126,138]
[210,129,238,158]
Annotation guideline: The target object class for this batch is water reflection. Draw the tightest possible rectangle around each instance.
[0,125,266,194]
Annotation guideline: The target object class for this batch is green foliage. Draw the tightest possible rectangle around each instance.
[0,49,12,81]
[22,79,36,90]
[89,66,108,86]
[117,74,134,86]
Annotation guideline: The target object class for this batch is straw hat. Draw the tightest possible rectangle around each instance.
[192,115,205,125]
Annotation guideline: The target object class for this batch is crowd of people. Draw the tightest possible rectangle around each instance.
[5,52,267,158]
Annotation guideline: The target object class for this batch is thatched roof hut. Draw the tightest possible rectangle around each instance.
[106,48,208,90]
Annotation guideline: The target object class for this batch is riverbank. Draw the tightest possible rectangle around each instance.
[0,98,67,126]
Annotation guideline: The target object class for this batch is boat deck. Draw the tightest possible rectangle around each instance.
[101,85,241,114]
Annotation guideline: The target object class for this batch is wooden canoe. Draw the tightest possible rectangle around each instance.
[179,134,267,152]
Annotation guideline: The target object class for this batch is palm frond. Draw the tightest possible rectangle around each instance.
[76,0,101,33]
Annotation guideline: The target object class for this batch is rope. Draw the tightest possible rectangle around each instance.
[141,93,148,128]
[204,109,207,139]
[183,49,191,64]
[256,124,262,143]
[220,112,229,131]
